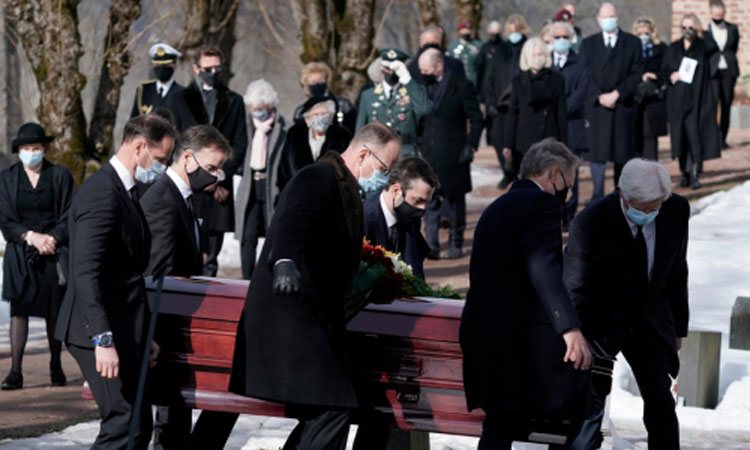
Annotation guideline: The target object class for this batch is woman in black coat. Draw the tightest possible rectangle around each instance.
[633,17,669,161]
[504,37,567,176]
[663,13,721,189]
[0,123,74,390]
[277,95,352,192]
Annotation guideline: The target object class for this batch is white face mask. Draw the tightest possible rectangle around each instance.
[307,115,332,133]
[134,148,166,184]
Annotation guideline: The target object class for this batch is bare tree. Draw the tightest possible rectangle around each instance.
[6,0,88,180]
[87,0,141,161]
[455,0,482,31]
[177,0,239,80]
[297,0,376,101]
[416,0,440,29]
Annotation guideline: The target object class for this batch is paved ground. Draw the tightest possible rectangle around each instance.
[1,129,749,442]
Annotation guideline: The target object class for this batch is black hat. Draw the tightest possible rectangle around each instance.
[12,122,54,153]
[301,94,337,116]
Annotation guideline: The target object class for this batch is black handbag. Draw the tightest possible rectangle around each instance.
[635,79,665,104]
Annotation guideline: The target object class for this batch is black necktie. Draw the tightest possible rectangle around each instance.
[635,225,648,281]
[607,36,614,52]
[129,186,139,203]
[157,87,164,97]
[389,224,400,252]
[187,194,201,247]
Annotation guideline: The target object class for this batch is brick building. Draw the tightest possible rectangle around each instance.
[672,0,750,98]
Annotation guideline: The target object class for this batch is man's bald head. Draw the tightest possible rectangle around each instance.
[419,48,443,71]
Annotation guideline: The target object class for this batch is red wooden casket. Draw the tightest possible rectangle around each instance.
[145,276,483,437]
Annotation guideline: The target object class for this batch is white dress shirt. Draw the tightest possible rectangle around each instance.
[710,22,729,70]
[110,155,135,195]
[166,167,200,247]
[379,191,398,228]
[620,198,656,280]
[156,79,175,97]
[553,51,568,69]
[602,29,619,48]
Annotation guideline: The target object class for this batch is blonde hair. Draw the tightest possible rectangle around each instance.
[682,13,704,39]
[519,37,551,72]
[504,14,530,37]
[632,16,662,45]
[300,62,332,86]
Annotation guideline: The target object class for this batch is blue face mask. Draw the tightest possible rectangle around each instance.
[639,34,651,45]
[553,38,572,54]
[599,17,618,33]
[135,156,166,184]
[19,150,44,167]
[626,205,659,226]
[358,169,389,194]
[250,109,272,122]
[508,32,524,44]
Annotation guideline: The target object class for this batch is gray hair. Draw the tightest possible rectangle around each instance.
[618,158,672,202]
[519,138,580,178]
[519,37,551,72]
[551,21,575,38]
[303,99,336,117]
[244,78,279,108]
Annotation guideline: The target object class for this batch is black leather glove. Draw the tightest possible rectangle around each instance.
[458,145,475,164]
[272,260,302,297]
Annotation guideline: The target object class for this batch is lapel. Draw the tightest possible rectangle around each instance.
[432,71,455,110]
[605,30,624,63]
[184,83,210,125]
[213,85,231,127]
[384,83,400,108]
[103,162,147,262]
[6,163,21,216]
[365,193,389,247]
[164,176,200,255]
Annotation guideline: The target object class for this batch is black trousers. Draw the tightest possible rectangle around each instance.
[203,231,225,277]
[68,343,152,450]
[678,111,704,175]
[712,71,737,143]
[152,404,191,450]
[240,179,267,280]
[424,195,466,252]
[567,325,680,450]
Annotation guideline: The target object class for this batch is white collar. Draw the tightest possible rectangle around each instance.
[166,167,192,200]
[530,179,546,192]
[381,81,401,97]
[603,29,619,41]
[379,191,398,228]
[110,155,135,192]
[156,79,174,95]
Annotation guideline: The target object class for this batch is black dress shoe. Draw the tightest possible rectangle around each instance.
[678,174,690,188]
[444,247,464,259]
[497,177,511,189]
[50,366,67,387]
[426,250,441,260]
[1,371,23,390]
[690,176,701,190]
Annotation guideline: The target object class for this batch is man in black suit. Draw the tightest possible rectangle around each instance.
[188,123,402,450]
[140,125,231,450]
[460,138,591,450]
[364,156,437,279]
[564,158,689,450]
[705,1,741,148]
[130,43,184,118]
[580,2,644,201]
[407,26,467,84]
[168,44,248,277]
[418,48,483,260]
[55,115,178,449]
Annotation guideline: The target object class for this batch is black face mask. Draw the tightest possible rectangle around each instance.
[489,33,501,43]
[394,194,425,224]
[683,29,696,41]
[712,18,724,25]
[385,71,400,86]
[554,173,569,205]
[153,66,174,83]
[308,82,328,97]
[460,33,472,41]
[186,154,218,192]
[198,71,220,89]
[421,74,438,85]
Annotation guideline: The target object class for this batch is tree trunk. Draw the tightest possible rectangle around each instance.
[416,0,440,29]
[297,0,331,65]
[455,0,482,31]
[7,0,87,182]
[333,0,376,102]
[87,0,141,161]
[178,0,239,82]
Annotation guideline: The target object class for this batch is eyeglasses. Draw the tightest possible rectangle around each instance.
[681,26,695,31]
[199,65,222,74]
[364,145,390,176]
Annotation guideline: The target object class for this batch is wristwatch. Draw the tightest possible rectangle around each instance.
[91,332,114,348]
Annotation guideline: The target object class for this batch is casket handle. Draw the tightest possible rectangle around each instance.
[388,359,422,382]
[397,391,420,403]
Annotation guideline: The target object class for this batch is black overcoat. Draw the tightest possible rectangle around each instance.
[662,37,722,162]
[504,69,568,155]
[460,179,588,419]
[418,72,482,200]
[554,50,590,151]
[581,30,644,163]
[229,151,364,409]
[168,81,248,232]
[564,192,689,376]
[704,21,741,78]
[483,39,525,148]
[637,42,669,139]
[276,121,351,193]
[0,161,73,304]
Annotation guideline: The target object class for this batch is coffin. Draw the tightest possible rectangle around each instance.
[144,276,484,437]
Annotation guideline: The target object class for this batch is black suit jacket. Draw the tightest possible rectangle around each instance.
[564,192,689,375]
[418,71,483,199]
[460,179,587,419]
[553,50,590,150]
[363,192,430,279]
[705,21,741,78]
[229,151,364,409]
[581,30,644,163]
[168,81,248,232]
[130,80,184,118]
[141,174,203,278]
[55,162,151,349]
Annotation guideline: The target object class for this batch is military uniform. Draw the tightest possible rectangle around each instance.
[130,43,184,118]
[355,48,432,157]
[448,37,483,86]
